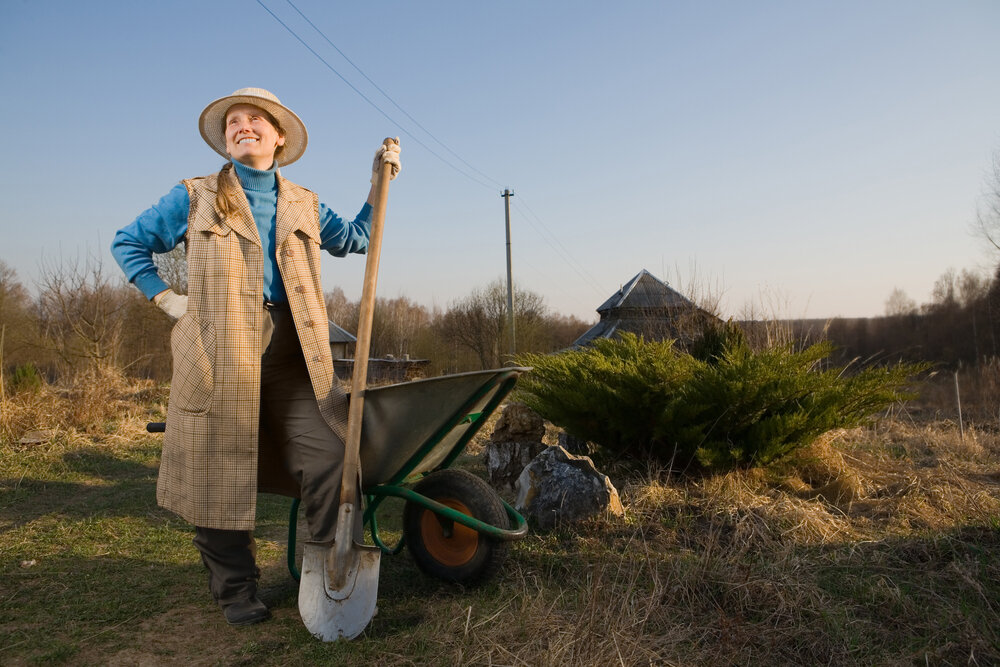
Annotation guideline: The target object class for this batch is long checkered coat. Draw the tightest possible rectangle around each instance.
[157,171,349,530]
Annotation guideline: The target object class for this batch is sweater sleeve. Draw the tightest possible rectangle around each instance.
[111,184,191,300]
[319,202,372,257]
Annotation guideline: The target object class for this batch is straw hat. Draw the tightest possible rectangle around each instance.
[199,87,308,166]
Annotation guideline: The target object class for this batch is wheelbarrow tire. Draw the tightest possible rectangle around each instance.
[403,468,508,586]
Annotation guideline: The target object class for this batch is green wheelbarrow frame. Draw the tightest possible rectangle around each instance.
[286,367,530,581]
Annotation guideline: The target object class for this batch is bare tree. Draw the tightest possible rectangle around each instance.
[0,261,36,373]
[325,287,355,328]
[35,253,133,371]
[924,267,989,313]
[436,296,500,369]
[977,150,1000,253]
[0,262,29,316]
[957,269,989,307]
[372,295,430,358]
[885,287,918,317]
[117,288,174,379]
[532,312,591,352]
[324,289,433,358]
[436,280,547,369]
[153,244,188,294]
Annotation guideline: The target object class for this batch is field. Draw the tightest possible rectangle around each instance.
[1,373,998,665]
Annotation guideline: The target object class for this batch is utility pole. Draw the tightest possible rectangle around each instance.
[501,188,515,358]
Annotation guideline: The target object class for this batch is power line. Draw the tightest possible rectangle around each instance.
[283,0,505,191]
[512,196,607,297]
[256,0,608,310]
[253,0,495,190]
[515,253,600,319]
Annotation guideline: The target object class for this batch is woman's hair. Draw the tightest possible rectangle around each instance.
[215,162,241,220]
[214,108,286,220]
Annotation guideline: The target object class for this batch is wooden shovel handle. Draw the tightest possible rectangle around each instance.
[340,137,396,505]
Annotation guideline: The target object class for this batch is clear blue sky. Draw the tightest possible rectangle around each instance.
[2,0,999,322]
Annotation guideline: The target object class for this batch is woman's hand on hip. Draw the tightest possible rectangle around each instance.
[153,289,188,321]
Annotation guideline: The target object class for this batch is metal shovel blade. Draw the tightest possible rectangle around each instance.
[299,539,380,641]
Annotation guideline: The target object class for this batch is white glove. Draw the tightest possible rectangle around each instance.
[153,289,188,321]
[370,137,401,185]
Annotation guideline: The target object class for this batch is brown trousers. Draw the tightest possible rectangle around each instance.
[194,305,345,605]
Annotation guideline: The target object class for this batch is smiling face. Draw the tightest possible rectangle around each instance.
[224,103,286,169]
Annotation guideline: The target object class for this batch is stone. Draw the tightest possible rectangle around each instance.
[515,446,624,530]
[557,430,596,456]
[484,403,547,492]
[18,429,56,446]
[484,439,547,493]
[489,403,545,443]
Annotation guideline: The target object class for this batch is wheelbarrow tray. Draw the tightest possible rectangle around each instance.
[287,367,530,580]
[357,367,531,488]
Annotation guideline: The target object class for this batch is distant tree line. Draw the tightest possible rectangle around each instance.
[792,266,998,370]
[3,248,997,397]
[0,257,590,386]
[781,146,1000,373]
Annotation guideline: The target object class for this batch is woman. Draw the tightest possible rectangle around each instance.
[111,87,400,626]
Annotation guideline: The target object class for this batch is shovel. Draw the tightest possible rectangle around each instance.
[299,137,397,641]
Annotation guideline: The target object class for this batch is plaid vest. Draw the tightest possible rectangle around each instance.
[157,170,347,530]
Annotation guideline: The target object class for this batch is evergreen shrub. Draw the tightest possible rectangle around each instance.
[515,329,926,471]
[9,362,43,394]
[515,333,698,461]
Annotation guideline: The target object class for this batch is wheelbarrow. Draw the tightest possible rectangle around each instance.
[289,366,530,585]
[148,366,530,586]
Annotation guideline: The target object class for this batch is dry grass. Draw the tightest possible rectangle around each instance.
[0,364,166,446]
[2,384,998,665]
[446,418,1000,665]
[910,361,1000,423]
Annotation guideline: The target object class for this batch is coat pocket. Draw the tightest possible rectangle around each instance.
[169,314,217,414]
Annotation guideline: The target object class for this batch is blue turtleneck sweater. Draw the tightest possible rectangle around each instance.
[111,160,372,302]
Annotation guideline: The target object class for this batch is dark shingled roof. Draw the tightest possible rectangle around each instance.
[573,269,716,347]
[328,321,357,344]
[595,269,694,314]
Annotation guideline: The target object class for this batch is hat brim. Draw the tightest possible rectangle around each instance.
[199,93,308,167]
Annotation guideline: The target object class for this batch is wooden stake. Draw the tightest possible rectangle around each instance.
[0,324,6,403]
[954,371,963,441]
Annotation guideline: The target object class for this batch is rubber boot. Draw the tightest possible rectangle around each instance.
[193,527,270,626]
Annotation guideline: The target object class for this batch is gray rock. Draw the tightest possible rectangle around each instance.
[484,403,548,492]
[490,403,545,443]
[557,430,596,456]
[515,446,624,530]
[484,440,547,493]
[18,429,56,446]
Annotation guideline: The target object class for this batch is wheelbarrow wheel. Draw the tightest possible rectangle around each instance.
[403,469,508,585]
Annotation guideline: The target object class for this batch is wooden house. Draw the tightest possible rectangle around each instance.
[573,269,719,347]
